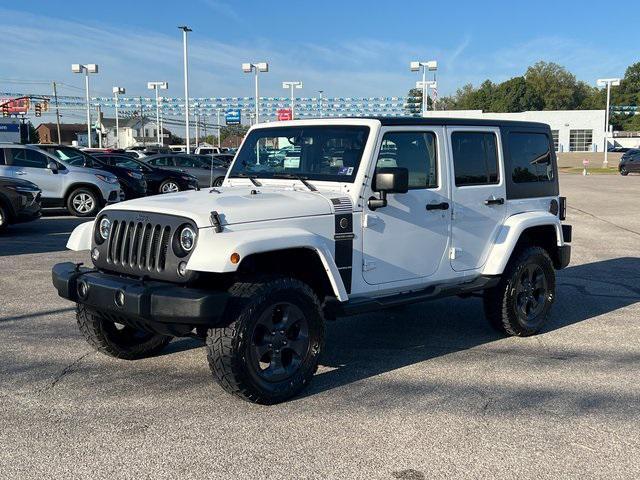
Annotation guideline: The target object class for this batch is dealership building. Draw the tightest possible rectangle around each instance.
[425,109,610,152]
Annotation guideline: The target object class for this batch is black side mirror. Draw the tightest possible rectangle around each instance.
[47,160,59,174]
[368,167,409,210]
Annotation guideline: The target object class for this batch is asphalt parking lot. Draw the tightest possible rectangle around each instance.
[1,174,639,479]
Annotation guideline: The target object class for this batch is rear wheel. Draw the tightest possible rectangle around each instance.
[159,180,180,194]
[484,246,555,336]
[213,177,224,187]
[76,305,172,359]
[206,277,324,404]
[620,167,629,176]
[67,188,100,217]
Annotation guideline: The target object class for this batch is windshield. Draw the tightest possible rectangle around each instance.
[46,146,104,168]
[229,126,370,182]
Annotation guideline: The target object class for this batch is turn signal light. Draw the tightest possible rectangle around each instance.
[230,253,240,264]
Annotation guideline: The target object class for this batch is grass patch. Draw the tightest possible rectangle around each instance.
[559,167,620,175]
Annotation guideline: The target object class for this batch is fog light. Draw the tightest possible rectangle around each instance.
[91,248,100,261]
[115,290,125,308]
[77,280,89,299]
[177,261,188,276]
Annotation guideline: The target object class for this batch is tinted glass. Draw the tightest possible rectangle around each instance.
[376,131,437,189]
[0,149,4,165]
[99,155,143,170]
[9,149,49,168]
[151,156,174,167]
[230,126,370,182]
[451,132,499,186]
[509,133,553,183]
[46,146,91,167]
[174,157,203,168]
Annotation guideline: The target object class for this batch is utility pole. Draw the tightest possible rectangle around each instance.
[217,108,221,149]
[195,112,199,147]
[96,105,103,148]
[52,82,62,143]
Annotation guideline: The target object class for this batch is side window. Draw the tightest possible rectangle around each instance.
[0,149,5,165]
[451,132,499,186]
[154,157,173,167]
[9,149,49,168]
[509,132,553,183]
[376,131,437,189]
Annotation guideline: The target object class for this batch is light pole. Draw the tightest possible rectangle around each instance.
[597,77,621,167]
[282,81,303,120]
[415,80,437,115]
[318,90,324,118]
[72,63,98,147]
[242,62,269,123]
[179,26,192,153]
[112,87,125,148]
[147,81,168,145]
[410,60,437,116]
[216,108,221,149]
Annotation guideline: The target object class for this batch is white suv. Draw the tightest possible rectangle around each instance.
[0,144,121,216]
[52,118,571,403]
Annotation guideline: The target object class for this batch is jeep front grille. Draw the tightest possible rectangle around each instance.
[107,220,172,272]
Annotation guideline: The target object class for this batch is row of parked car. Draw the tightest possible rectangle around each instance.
[0,144,234,231]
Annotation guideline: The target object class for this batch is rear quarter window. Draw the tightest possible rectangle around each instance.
[508,132,553,183]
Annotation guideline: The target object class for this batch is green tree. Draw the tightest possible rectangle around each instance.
[488,76,543,112]
[524,61,582,110]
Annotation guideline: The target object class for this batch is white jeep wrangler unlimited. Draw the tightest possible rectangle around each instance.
[53,117,571,404]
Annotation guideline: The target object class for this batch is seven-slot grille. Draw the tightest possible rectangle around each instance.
[107,219,172,273]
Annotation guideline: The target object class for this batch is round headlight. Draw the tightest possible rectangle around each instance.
[179,226,196,252]
[99,217,111,240]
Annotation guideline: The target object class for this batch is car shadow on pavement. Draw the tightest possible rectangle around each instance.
[0,214,90,256]
[304,257,640,399]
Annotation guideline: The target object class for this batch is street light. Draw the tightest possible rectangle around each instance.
[416,80,437,115]
[112,87,125,148]
[179,26,192,153]
[597,77,621,167]
[282,81,303,119]
[71,63,98,148]
[242,62,269,123]
[410,60,437,116]
[147,81,168,145]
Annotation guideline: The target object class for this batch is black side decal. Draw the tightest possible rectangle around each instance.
[334,213,353,294]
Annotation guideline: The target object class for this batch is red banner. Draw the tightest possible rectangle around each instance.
[0,97,30,114]
[277,108,292,121]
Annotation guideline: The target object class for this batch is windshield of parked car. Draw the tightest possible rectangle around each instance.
[96,154,149,171]
[229,126,370,182]
[45,146,105,168]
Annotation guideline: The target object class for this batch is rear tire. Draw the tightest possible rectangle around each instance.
[206,277,324,404]
[213,177,224,187]
[620,168,629,176]
[76,304,172,359]
[483,246,556,336]
[67,188,100,217]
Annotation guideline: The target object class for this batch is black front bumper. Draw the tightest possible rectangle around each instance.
[52,262,229,335]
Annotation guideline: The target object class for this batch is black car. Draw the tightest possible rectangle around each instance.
[92,153,199,194]
[619,149,640,176]
[34,145,147,200]
[0,176,41,232]
[143,153,228,188]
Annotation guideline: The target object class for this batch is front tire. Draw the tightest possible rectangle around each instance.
[206,277,324,404]
[483,246,556,336]
[620,167,629,176]
[67,188,100,217]
[159,180,180,194]
[213,177,224,187]
[76,305,172,359]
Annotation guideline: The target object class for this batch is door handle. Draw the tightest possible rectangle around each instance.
[484,197,504,206]
[426,202,449,211]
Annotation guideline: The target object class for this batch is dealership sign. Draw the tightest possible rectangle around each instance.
[225,109,241,125]
[277,109,292,121]
[0,97,30,114]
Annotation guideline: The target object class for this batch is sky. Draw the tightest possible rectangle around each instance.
[1,0,638,104]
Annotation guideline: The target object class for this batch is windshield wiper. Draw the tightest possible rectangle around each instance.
[272,173,317,192]
[232,172,262,187]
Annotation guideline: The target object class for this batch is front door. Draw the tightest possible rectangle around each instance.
[7,148,63,200]
[362,127,451,285]
[447,127,507,272]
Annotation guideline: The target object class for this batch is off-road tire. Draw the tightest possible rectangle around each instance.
[206,277,324,404]
[67,187,100,217]
[483,246,556,337]
[76,304,172,359]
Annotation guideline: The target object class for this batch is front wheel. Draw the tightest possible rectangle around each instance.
[76,305,172,359]
[206,277,324,404]
[159,180,180,194]
[483,246,556,336]
[213,177,224,187]
[620,168,629,176]
[67,188,100,217]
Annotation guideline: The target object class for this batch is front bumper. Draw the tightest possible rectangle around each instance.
[52,262,229,335]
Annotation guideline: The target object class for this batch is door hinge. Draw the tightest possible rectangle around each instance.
[363,260,377,271]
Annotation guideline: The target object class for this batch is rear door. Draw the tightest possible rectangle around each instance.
[447,127,506,272]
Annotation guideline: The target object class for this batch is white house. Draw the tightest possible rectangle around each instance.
[98,117,170,149]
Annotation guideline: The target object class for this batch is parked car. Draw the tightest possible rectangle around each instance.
[619,149,640,175]
[608,146,631,153]
[0,176,41,232]
[53,117,571,404]
[194,146,224,155]
[0,144,121,217]
[33,144,147,200]
[143,153,228,188]
[211,153,235,166]
[91,153,199,194]
[124,150,147,159]
[170,146,186,153]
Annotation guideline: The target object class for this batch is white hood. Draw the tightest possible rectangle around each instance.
[102,186,349,228]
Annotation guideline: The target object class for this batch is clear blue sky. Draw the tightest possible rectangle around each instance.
[1,1,638,100]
